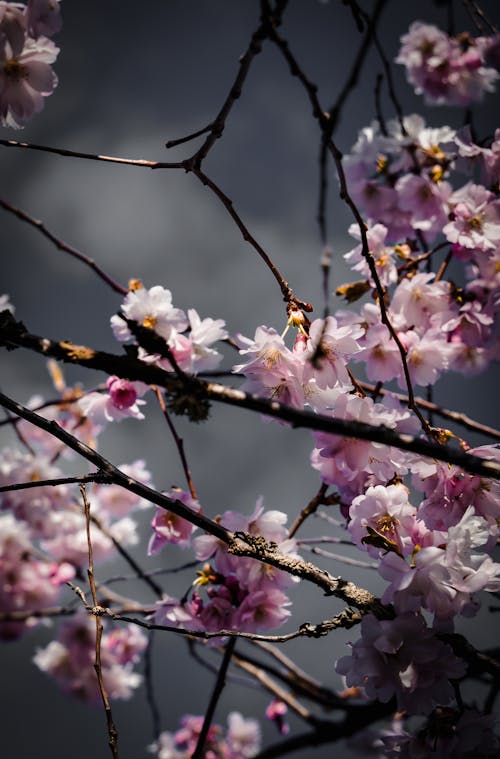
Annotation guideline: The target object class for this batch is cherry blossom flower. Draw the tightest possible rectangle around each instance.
[233,326,306,408]
[348,484,420,559]
[397,22,499,105]
[78,376,148,424]
[265,700,289,736]
[344,223,398,288]
[380,507,500,621]
[0,513,74,640]
[303,316,363,389]
[0,18,59,128]
[111,285,188,343]
[336,612,466,713]
[27,0,62,38]
[311,392,413,500]
[34,614,146,702]
[444,183,500,251]
[0,448,71,538]
[150,712,261,759]
[148,489,201,554]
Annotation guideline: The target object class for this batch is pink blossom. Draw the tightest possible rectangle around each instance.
[380,507,500,620]
[233,326,306,408]
[311,392,412,500]
[151,712,261,759]
[344,223,398,288]
[397,22,499,105]
[390,272,452,331]
[226,711,261,758]
[41,512,138,567]
[357,323,403,383]
[395,173,451,239]
[0,513,74,640]
[336,612,466,713]
[265,700,289,735]
[34,614,145,702]
[91,459,153,518]
[233,588,291,632]
[148,490,201,554]
[304,316,363,388]
[348,484,419,558]
[0,448,70,538]
[78,377,148,424]
[111,285,188,343]
[0,29,59,128]
[444,183,500,251]
[27,0,62,38]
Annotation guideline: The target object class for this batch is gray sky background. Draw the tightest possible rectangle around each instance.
[1,1,499,757]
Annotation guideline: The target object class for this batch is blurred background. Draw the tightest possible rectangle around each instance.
[1,1,499,757]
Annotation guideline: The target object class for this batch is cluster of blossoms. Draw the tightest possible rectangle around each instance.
[151,496,298,635]
[0,351,153,698]
[111,282,228,377]
[34,613,147,701]
[150,712,261,759]
[397,21,500,106]
[0,0,61,128]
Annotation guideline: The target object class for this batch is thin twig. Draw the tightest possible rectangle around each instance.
[144,632,162,743]
[153,387,198,499]
[232,651,321,725]
[288,483,330,538]
[192,167,312,311]
[0,198,127,295]
[165,123,213,149]
[0,471,108,494]
[81,484,119,759]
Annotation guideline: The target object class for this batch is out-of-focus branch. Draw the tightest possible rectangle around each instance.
[81,484,119,759]
[192,639,236,759]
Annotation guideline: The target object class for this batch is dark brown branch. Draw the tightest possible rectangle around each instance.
[0,390,394,616]
[0,471,107,493]
[0,387,231,542]
[288,483,331,538]
[1,319,499,479]
[165,123,213,149]
[0,198,127,295]
[89,513,164,598]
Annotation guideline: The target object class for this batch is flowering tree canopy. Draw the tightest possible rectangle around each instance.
[1,1,499,757]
